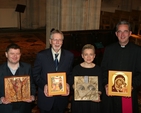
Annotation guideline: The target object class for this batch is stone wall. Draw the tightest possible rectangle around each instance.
[101,0,141,12]
[0,0,141,29]
[46,0,101,48]
[0,0,46,29]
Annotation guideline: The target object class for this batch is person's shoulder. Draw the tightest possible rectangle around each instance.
[38,48,50,54]
[95,65,102,71]
[36,48,51,57]
[73,64,82,71]
[73,64,80,68]
[128,42,141,53]
[62,49,74,57]
[106,42,118,49]
[95,65,101,69]
[20,62,31,67]
[129,42,141,48]
[0,62,6,69]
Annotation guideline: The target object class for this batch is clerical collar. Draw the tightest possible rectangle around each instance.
[121,45,125,48]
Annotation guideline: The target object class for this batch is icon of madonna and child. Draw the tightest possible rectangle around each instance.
[112,72,129,93]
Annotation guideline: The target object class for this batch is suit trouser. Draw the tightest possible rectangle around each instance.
[39,98,66,113]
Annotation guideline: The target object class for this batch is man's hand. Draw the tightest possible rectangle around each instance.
[105,84,109,96]
[44,84,53,97]
[1,97,11,104]
[61,83,70,96]
[92,91,102,102]
[24,95,35,102]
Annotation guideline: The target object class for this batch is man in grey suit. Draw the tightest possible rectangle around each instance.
[32,29,74,113]
[0,43,36,113]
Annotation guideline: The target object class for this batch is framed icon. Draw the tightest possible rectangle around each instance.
[108,71,132,97]
[47,72,66,96]
[4,75,30,102]
[74,76,99,101]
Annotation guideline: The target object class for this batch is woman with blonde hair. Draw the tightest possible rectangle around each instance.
[71,44,102,113]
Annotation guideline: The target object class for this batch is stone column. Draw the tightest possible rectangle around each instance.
[31,0,39,29]
[61,0,101,30]
[23,0,40,29]
[46,0,101,48]
[46,0,61,48]
[24,0,32,29]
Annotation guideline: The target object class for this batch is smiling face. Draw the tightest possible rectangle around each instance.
[49,33,63,52]
[115,24,132,46]
[5,48,21,65]
[81,49,95,64]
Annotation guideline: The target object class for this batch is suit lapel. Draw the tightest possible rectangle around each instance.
[58,49,65,70]
[2,63,13,76]
[48,49,56,70]
[18,63,24,75]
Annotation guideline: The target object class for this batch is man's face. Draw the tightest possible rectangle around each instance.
[115,24,132,46]
[49,33,63,52]
[5,48,21,64]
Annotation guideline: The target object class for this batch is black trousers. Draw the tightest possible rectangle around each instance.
[39,99,66,113]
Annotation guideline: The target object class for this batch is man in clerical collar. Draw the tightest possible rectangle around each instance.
[101,20,141,113]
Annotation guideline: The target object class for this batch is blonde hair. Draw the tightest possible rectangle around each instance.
[81,44,95,53]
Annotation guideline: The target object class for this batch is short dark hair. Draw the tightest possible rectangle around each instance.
[6,43,21,52]
[116,20,131,31]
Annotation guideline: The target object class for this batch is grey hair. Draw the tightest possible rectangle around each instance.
[116,20,131,31]
[50,29,64,39]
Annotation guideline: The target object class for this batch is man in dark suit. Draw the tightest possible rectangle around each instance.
[0,43,36,113]
[32,29,74,113]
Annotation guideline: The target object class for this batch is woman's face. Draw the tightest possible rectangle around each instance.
[81,49,95,64]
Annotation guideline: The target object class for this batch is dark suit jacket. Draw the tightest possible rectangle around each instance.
[0,62,36,113]
[32,48,74,111]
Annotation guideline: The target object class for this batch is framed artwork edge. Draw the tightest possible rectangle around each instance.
[47,72,67,96]
[108,70,132,97]
[4,75,31,102]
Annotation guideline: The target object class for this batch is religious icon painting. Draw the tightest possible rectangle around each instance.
[108,71,132,97]
[4,75,30,102]
[74,76,99,101]
[47,72,66,96]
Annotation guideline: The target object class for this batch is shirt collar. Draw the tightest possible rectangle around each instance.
[51,48,61,61]
[51,48,61,55]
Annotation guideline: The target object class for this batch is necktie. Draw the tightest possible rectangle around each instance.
[55,54,59,71]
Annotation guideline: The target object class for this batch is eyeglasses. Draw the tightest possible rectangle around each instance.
[51,39,63,42]
[117,30,129,35]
